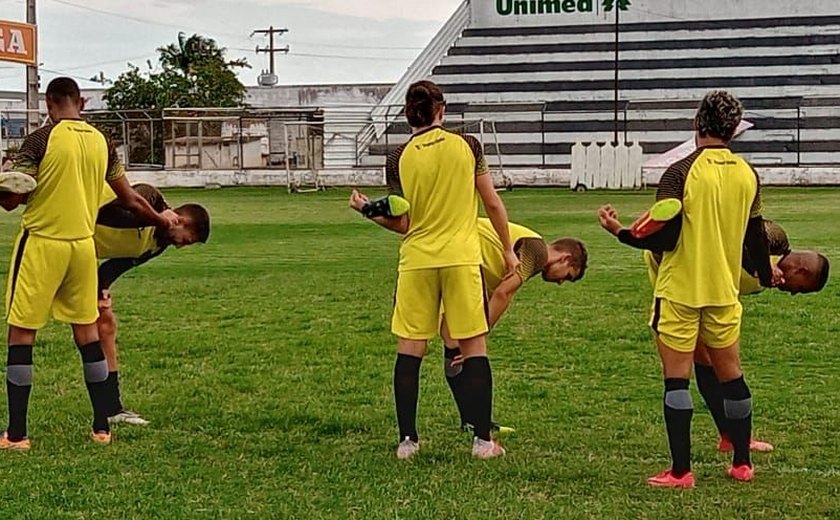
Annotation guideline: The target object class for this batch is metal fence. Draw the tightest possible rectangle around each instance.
[3,97,840,171]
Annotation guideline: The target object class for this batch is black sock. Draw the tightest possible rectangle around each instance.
[663,378,693,477]
[6,345,33,442]
[694,363,728,438]
[722,376,752,467]
[443,346,469,427]
[461,356,493,441]
[393,354,422,443]
[78,342,110,434]
[107,371,124,415]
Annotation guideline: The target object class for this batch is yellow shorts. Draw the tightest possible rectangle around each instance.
[392,265,488,341]
[6,232,99,329]
[650,298,742,353]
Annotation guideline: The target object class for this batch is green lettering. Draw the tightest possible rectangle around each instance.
[530,0,538,14]
[496,0,513,15]
[562,0,576,12]
[539,0,561,13]
[578,0,593,11]
[513,0,529,14]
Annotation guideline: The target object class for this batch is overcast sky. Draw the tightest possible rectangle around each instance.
[0,0,461,92]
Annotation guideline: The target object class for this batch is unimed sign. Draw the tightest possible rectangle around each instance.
[0,20,36,66]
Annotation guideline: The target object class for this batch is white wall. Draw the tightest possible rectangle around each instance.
[473,0,836,27]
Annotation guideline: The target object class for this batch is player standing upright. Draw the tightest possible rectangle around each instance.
[351,80,518,459]
[1,78,177,450]
[598,90,779,487]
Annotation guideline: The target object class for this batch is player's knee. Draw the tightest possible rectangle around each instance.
[6,346,33,386]
[664,378,693,410]
[444,345,462,378]
[78,342,108,383]
[721,376,752,420]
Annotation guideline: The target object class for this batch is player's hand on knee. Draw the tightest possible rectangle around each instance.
[98,290,113,311]
[771,265,785,287]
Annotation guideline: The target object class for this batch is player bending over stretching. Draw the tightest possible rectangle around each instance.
[596,90,780,488]
[94,184,210,426]
[601,213,828,455]
[351,80,518,460]
[1,78,177,450]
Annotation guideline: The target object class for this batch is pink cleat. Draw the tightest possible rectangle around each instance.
[472,437,505,459]
[718,436,774,453]
[646,469,695,489]
[727,464,755,482]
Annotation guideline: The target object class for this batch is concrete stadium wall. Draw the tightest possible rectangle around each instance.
[475,0,834,27]
[124,166,840,190]
[78,84,392,111]
[363,4,840,172]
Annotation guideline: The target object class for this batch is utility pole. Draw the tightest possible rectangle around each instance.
[252,26,289,87]
[613,3,620,145]
[26,0,39,132]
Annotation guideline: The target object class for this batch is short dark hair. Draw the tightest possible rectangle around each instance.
[405,80,445,128]
[550,238,588,281]
[694,90,743,142]
[176,204,211,243]
[815,253,830,291]
[46,77,81,105]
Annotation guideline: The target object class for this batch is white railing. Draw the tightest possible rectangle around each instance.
[355,0,471,161]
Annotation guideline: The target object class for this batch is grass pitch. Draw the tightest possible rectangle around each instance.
[0,187,837,519]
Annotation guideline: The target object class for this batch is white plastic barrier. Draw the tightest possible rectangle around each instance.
[570,142,643,190]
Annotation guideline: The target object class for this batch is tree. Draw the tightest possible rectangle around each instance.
[104,32,250,111]
[102,33,250,165]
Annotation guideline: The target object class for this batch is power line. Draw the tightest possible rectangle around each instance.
[230,47,411,62]
[48,0,423,52]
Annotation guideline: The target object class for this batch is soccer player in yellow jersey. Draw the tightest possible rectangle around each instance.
[350,80,518,459]
[441,218,587,433]
[603,216,828,456]
[1,78,178,450]
[597,91,781,487]
[94,184,210,426]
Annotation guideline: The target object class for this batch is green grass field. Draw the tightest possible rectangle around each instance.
[0,187,837,519]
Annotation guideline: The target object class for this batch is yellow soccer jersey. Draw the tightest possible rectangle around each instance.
[478,218,546,292]
[386,127,488,271]
[95,183,168,260]
[647,251,780,297]
[13,120,125,240]
[654,146,762,307]
[94,226,158,260]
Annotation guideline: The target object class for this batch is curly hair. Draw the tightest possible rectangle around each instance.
[694,90,743,142]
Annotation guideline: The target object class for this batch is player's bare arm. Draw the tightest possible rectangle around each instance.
[476,174,518,277]
[108,176,179,230]
[486,273,524,328]
[349,189,409,234]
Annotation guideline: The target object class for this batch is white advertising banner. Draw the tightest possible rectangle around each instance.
[471,0,836,28]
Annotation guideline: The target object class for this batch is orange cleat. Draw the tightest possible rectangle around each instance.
[718,436,774,453]
[727,464,755,482]
[646,469,695,489]
[0,432,30,451]
[90,431,112,445]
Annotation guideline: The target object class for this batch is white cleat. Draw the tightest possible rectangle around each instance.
[0,171,36,194]
[396,437,420,460]
[108,410,149,426]
[472,437,506,459]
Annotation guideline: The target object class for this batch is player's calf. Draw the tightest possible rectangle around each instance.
[4,345,33,446]
[77,340,112,438]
